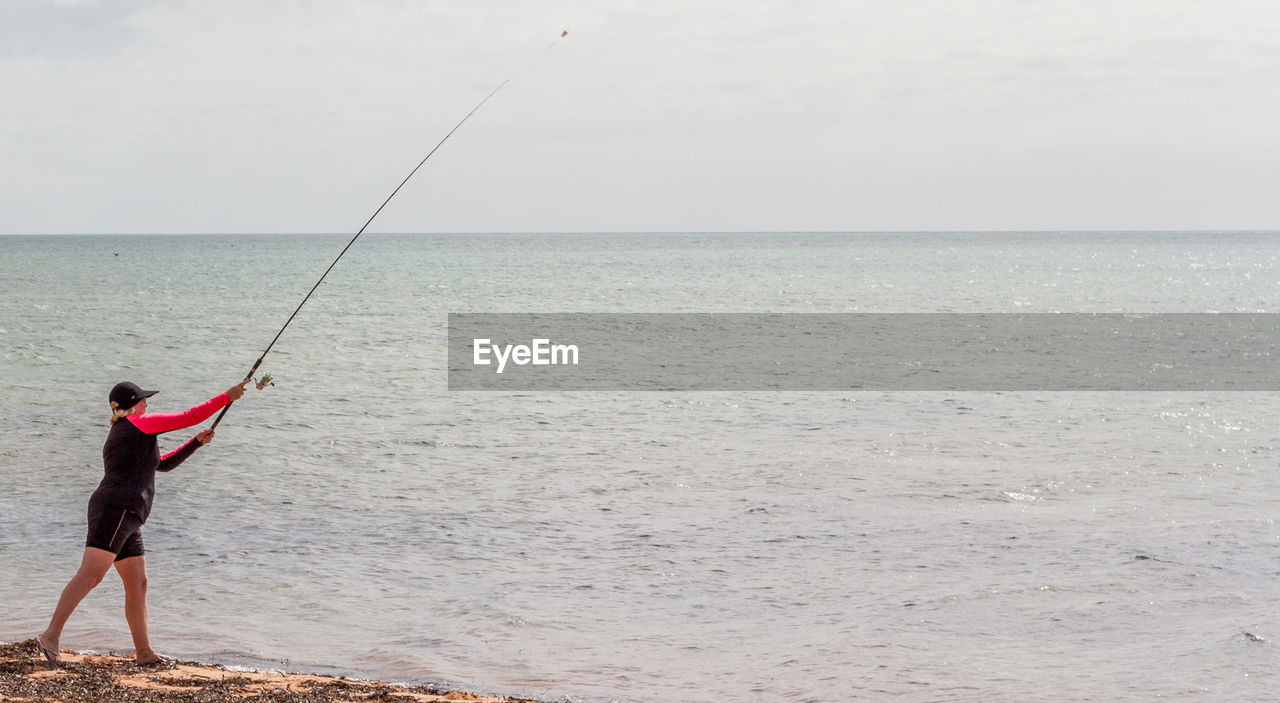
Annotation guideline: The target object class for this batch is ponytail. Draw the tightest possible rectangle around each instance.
[109,401,130,426]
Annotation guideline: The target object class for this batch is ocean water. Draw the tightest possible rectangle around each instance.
[2,231,1279,702]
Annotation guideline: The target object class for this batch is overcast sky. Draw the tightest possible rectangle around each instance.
[2,0,1278,233]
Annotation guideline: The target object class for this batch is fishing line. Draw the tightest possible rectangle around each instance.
[208,61,534,430]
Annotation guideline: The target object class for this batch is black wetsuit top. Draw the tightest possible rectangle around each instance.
[90,393,229,522]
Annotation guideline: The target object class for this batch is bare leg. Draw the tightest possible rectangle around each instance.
[114,555,161,664]
[40,547,117,653]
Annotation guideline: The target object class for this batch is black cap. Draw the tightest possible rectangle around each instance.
[109,381,158,410]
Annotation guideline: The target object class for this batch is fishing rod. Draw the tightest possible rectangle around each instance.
[208,78,510,430]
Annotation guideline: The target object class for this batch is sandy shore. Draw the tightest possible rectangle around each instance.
[0,639,542,703]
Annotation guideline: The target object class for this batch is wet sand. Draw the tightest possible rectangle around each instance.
[0,640,541,703]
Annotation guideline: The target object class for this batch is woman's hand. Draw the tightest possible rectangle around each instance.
[226,378,252,401]
[196,429,215,444]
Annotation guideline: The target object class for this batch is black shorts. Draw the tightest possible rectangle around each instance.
[85,501,145,561]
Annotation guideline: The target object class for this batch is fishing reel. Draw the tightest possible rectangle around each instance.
[255,373,275,390]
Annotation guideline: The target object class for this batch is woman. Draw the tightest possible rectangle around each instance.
[36,379,251,665]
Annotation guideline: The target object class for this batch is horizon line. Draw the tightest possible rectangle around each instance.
[3,229,1279,237]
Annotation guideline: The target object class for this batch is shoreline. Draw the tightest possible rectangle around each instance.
[0,639,543,703]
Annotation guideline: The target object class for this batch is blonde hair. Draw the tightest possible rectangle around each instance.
[109,401,132,426]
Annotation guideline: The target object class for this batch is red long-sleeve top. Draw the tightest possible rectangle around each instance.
[91,393,230,521]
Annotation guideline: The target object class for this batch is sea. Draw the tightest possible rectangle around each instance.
[2,231,1278,702]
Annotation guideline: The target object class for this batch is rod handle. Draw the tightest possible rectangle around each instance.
[209,358,263,430]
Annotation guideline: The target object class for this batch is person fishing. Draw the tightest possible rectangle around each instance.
[36,379,252,665]
[31,65,525,668]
